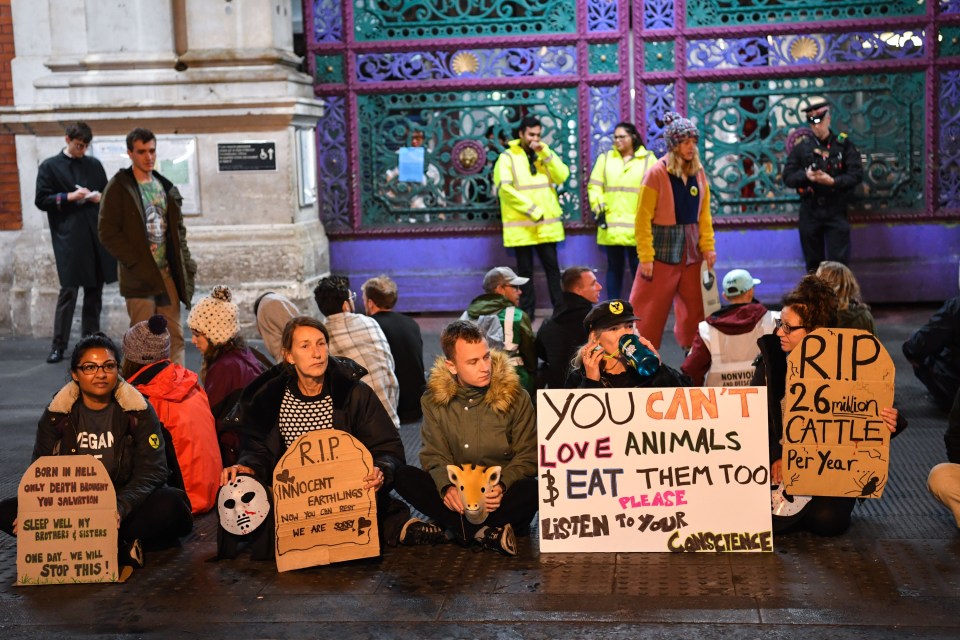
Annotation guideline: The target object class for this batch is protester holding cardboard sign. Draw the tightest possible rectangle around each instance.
[0,334,193,567]
[566,299,690,389]
[220,316,409,549]
[752,276,902,536]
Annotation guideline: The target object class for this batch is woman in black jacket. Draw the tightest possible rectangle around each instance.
[753,275,901,536]
[221,316,408,548]
[0,334,192,566]
[565,299,690,388]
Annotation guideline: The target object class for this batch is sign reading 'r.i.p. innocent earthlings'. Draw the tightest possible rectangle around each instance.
[273,430,379,572]
[782,328,895,498]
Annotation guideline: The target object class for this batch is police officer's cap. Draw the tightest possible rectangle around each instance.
[802,100,830,124]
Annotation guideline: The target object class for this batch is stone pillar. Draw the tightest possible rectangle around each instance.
[0,0,326,339]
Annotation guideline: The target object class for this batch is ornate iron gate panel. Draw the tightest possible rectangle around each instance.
[307,0,628,236]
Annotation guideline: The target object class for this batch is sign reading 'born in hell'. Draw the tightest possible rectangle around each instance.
[17,455,121,585]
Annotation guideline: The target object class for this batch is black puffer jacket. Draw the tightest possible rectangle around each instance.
[35,381,175,519]
[235,357,406,487]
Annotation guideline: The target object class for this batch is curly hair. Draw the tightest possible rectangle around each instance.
[782,275,839,330]
[313,275,351,317]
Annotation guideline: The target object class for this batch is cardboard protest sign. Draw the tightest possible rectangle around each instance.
[17,455,121,585]
[273,429,379,571]
[700,263,721,317]
[538,387,771,553]
[782,328,895,497]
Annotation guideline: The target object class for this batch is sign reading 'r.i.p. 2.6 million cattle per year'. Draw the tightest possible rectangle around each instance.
[782,328,895,498]
[537,387,772,553]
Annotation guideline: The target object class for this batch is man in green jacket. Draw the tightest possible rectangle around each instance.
[394,320,538,556]
[98,128,197,365]
[461,266,536,397]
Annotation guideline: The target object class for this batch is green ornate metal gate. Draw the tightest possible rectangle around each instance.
[305,1,960,309]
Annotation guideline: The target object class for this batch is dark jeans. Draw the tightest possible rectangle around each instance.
[394,466,538,542]
[605,245,639,299]
[798,209,850,273]
[772,495,856,537]
[1,486,192,549]
[52,285,103,350]
[515,243,562,320]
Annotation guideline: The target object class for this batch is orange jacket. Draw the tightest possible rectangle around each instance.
[128,361,222,514]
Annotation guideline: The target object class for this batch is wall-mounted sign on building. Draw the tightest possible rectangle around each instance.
[217,142,278,172]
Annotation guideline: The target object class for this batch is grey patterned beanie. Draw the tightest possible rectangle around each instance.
[123,314,171,364]
[663,111,699,149]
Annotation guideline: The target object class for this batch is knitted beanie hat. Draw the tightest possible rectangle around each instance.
[662,111,699,149]
[187,285,241,346]
[123,314,171,365]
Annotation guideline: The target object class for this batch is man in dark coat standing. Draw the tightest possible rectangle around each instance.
[35,122,117,363]
[535,266,603,388]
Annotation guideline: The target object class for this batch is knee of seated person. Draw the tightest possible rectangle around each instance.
[928,463,957,491]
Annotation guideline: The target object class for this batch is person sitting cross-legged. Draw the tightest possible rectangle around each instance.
[394,320,538,556]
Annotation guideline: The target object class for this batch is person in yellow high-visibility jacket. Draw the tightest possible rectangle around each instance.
[587,122,656,298]
[495,116,570,319]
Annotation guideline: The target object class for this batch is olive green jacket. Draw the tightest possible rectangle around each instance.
[419,350,537,493]
[98,168,196,307]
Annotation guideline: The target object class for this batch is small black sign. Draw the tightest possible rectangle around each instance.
[217,142,277,172]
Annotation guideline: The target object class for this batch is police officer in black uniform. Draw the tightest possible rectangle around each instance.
[782,101,863,273]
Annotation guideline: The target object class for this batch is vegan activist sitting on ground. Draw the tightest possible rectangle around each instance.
[815,261,876,334]
[122,315,222,514]
[535,266,603,389]
[752,275,902,536]
[188,285,266,416]
[565,299,690,389]
[220,316,409,548]
[681,268,778,387]
[315,275,401,430]
[394,320,538,556]
[362,275,427,424]
[0,334,193,566]
[462,266,537,397]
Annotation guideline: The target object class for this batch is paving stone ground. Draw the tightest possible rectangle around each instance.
[0,305,957,638]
